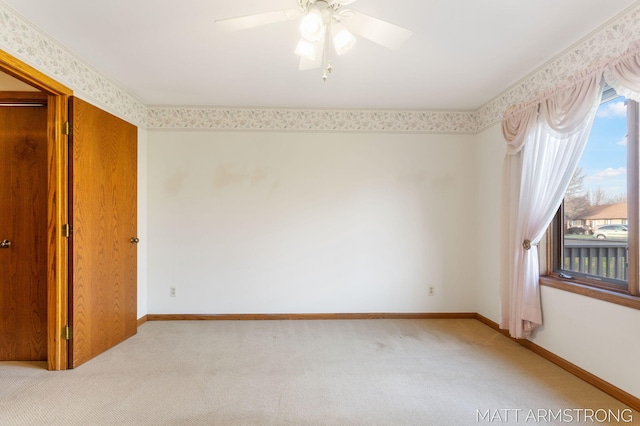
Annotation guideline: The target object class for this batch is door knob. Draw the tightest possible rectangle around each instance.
[0,239,11,249]
[130,237,140,244]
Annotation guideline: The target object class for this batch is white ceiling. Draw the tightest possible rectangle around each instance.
[2,0,637,110]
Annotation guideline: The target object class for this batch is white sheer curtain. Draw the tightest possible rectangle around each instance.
[500,39,640,339]
[500,73,603,338]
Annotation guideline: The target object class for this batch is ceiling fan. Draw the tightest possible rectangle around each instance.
[215,0,412,80]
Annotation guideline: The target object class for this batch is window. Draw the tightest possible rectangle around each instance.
[549,88,640,299]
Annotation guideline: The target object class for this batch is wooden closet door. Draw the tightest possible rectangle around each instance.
[68,97,137,368]
[0,104,48,361]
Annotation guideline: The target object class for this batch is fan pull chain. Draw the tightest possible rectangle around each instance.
[322,29,333,82]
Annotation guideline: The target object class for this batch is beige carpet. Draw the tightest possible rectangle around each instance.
[0,319,636,425]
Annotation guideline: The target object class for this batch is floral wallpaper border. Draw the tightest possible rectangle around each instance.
[145,108,479,134]
[1,1,639,133]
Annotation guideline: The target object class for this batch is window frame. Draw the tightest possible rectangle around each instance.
[544,96,640,308]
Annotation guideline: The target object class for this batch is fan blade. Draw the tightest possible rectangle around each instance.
[342,11,412,50]
[216,9,302,31]
[299,36,326,71]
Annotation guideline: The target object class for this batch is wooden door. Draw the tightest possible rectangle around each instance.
[0,102,48,361]
[68,97,137,368]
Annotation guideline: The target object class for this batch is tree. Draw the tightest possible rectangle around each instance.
[589,188,607,206]
[609,192,628,204]
[565,167,585,199]
[588,187,627,206]
[564,167,589,220]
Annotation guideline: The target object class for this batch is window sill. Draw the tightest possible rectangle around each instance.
[540,275,640,310]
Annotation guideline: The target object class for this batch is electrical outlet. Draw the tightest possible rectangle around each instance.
[170,286,176,297]
[428,286,435,296]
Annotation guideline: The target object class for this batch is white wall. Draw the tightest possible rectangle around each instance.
[536,286,640,397]
[474,122,640,399]
[147,130,477,314]
[137,127,148,318]
[473,124,505,322]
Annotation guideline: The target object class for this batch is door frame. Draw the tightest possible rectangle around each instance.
[0,49,72,370]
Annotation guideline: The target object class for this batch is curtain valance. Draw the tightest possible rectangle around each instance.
[503,72,602,153]
[502,104,537,154]
[504,39,640,147]
[605,40,640,103]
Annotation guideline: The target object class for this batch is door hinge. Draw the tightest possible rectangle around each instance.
[62,121,71,135]
[64,326,73,340]
[62,224,73,238]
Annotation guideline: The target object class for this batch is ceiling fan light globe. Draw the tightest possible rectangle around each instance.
[295,39,317,60]
[300,12,325,42]
[331,24,356,55]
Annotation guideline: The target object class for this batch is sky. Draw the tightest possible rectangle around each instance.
[578,95,628,199]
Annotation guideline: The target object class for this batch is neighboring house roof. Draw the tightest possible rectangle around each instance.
[577,203,627,220]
